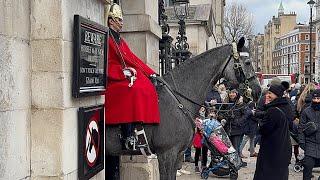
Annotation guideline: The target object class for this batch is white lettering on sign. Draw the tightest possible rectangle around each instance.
[86,77,100,84]
[84,31,102,47]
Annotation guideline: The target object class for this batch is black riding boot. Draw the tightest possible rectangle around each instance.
[120,123,135,150]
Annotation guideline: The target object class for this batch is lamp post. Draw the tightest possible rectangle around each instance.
[173,0,191,63]
[308,0,315,82]
[159,0,174,75]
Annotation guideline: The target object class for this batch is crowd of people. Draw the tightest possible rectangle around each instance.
[186,78,320,180]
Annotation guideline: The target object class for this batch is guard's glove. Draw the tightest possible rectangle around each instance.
[221,119,227,127]
[149,74,159,86]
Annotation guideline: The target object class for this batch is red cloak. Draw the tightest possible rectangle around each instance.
[105,36,160,125]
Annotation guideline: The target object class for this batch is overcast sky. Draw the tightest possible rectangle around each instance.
[227,0,312,34]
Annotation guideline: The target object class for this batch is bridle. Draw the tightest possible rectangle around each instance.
[221,42,257,100]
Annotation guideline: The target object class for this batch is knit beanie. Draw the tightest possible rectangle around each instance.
[268,81,290,97]
[312,89,320,98]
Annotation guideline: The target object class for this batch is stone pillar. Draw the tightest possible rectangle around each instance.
[116,0,161,179]
[30,0,105,179]
[0,1,31,179]
[120,156,159,180]
[121,0,162,73]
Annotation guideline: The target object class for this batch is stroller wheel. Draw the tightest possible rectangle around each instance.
[200,169,209,179]
[230,169,238,180]
[293,164,303,172]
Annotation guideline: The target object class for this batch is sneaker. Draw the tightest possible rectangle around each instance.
[179,169,191,175]
[241,161,247,168]
[195,166,200,173]
[250,152,258,157]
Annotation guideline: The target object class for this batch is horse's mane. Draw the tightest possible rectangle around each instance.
[162,44,232,87]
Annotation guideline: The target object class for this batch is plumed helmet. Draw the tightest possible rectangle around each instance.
[109,3,123,20]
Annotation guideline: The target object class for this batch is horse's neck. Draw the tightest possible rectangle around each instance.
[167,45,230,102]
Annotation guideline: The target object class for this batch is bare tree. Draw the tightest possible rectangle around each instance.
[224,1,254,43]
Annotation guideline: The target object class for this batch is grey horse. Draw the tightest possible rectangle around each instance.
[105,40,261,180]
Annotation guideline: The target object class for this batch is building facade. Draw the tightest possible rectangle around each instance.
[252,33,264,72]
[262,2,297,73]
[271,24,316,83]
[164,0,226,56]
[314,0,320,82]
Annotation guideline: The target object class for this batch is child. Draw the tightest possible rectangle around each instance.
[193,121,203,173]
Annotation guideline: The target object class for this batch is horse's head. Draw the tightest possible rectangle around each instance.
[223,37,261,102]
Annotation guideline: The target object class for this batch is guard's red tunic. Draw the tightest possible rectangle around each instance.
[105,36,160,124]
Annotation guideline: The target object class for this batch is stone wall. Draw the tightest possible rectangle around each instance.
[30,0,106,179]
[0,0,31,179]
[121,0,161,73]
[0,0,107,179]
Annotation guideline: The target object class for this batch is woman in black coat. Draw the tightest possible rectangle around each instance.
[254,82,292,180]
[298,89,320,180]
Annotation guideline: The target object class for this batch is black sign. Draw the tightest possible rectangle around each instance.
[73,15,108,97]
[78,105,104,180]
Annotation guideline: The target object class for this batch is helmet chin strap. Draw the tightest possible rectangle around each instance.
[111,17,122,32]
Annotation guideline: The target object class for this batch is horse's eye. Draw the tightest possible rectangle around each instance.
[245,60,251,65]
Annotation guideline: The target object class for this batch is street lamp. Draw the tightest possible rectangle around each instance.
[308,0,315,82]
[173,0,191,63]
[158,0,174,75]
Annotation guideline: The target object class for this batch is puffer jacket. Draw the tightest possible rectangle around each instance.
[221,96,251,136]
[298,105,320,158]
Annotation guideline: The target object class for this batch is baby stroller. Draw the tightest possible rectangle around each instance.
[197,118,242,180]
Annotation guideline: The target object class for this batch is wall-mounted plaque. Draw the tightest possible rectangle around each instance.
[73,15,108,98]
[78,104,104,180]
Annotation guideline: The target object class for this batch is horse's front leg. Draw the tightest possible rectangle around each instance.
[158,149,179,180]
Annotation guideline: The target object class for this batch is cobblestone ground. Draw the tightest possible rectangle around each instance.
[177,146,320,180]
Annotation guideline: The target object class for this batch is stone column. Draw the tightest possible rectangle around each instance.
[117,0,161,179]
[0,1,31,179]
[30,0,105,179]
[121,0,162,73]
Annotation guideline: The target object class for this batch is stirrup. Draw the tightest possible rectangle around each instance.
[135,128,153,157]
[124,136,137,151]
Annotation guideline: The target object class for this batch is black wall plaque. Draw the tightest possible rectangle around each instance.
[78,104,104,180]
[73,15,108,98]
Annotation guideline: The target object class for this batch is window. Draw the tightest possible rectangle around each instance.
[306,34,310,40]
[305,55,309,62]
[306,45,309,51]
[164,0,174,6]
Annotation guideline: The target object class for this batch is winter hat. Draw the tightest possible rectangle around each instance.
[268,81,290,97]
[312,89,320,98]
[294,83,301,90]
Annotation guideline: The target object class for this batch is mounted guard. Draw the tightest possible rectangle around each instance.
[105,3,160,156]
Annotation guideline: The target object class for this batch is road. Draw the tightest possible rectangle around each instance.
[177,146,320,180]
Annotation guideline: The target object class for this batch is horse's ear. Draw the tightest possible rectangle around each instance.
[237,37,245,51]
